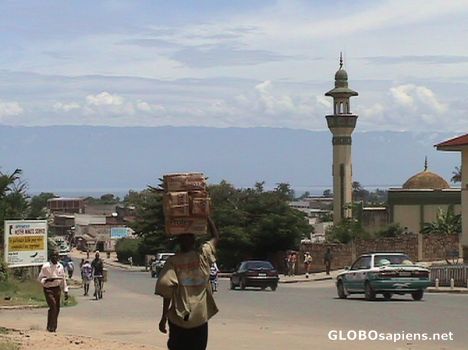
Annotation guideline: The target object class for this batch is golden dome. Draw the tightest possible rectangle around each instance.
[402,170,450,190]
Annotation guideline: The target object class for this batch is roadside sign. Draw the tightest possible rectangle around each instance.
[4,220,48,268]
[110,227,131,239]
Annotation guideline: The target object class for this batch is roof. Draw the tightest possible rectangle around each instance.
[435,133,468,151]
[402,170,450,190]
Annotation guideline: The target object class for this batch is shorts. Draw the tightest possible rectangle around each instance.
[168,321,208,350]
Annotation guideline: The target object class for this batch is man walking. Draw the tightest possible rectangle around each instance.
[81,260,93,296]
[91,251,104,299]
[155,217,219,350]
[38,250,69,332]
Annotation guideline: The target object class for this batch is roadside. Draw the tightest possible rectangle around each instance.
[0,327,163,350]
[70,249,145,272]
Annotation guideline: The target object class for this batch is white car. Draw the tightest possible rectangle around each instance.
[336,253,432,301]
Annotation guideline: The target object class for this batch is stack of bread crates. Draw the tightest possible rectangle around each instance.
[162,173,211,235]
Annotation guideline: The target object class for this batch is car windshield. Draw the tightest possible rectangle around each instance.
[374,255,413,267]
[245,261,273,270]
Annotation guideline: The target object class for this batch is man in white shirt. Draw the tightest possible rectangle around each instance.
[38,250,69,332]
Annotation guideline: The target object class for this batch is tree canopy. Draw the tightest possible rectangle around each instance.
[129,180,311,270]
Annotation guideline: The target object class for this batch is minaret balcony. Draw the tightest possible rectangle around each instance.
[326,114,358,129]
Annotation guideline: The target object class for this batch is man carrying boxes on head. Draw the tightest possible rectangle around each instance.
[155,173,220,350]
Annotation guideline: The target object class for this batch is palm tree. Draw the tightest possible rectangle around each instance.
[0,168,24,199]
[421,205,461,236]
[451,166,462,184]
[0,168,28,247]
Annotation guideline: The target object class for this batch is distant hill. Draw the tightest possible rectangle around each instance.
[0,125,460,196]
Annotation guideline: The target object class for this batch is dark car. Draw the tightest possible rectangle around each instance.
[230,260,279,291]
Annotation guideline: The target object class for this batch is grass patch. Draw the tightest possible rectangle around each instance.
[0,341,19,350]
[0,279,46,307]
[0,278,77,308]
[0,328,8,335]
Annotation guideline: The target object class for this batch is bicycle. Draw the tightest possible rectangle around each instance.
[93,275,104,300]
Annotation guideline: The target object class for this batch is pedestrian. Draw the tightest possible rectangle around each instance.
[288,252,297,276]
[155,217,219,350]
[79,258,84,270]
[303,252,312,278]
[209,262,219,292]
[91,251,104,299]
[81,260,93,296]
[283,253,289,276]
[86,247,90,259]
[324,247,333,275]
[128,256,133,267]
[38,250,69,332]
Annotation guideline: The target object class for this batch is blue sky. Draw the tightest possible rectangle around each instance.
[1,0,468,132]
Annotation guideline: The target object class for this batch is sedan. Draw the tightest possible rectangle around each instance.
[336,253,431,301]
[230,260,279,291]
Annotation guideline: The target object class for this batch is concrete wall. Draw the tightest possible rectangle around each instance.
[298,234,460,273]
[393,205,420,234]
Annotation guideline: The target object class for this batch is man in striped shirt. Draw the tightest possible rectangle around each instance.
[38,250,69,332]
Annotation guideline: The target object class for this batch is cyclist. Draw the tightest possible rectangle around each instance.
[91,251,104,299]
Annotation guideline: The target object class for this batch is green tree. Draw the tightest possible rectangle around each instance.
[451,166,462,184]
[375,223,404,238]
[326,218,369,244]
[323,189,332,197]
[130,180,311,270]
[352,181,369,203]
[421,206,461,235]
[29,192,56,219]
[296,191,311,200]
[128,188,171,255]
[0,168,29,247]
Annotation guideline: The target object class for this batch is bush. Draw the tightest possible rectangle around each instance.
[0,253,8,282]
[115,238,144,265]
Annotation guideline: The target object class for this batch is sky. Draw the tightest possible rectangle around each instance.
[1,0,468,133]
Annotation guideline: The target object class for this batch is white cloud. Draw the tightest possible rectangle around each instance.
[135,100,165,113]
[53,101,81,112]
[86,92,124,107]
[390,84,446,114]
[0,100,23,117]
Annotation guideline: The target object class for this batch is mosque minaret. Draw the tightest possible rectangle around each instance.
[325,54,359,224]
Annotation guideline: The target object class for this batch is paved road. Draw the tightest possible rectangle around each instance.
[1,265,466,350]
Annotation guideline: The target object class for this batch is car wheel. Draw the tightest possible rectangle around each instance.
[337,280,347,299]
[271,284,277,291]
[364,282,376,301]
[230,279,236,290]
[383,292,392,301]
[411,290,424,301]
[260,286,266,290]
[240,278,246,290]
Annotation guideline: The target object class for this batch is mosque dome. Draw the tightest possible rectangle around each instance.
[402,168,450,190]
[335,69,348,81]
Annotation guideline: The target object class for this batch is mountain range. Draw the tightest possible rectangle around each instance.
[0,125,461,196]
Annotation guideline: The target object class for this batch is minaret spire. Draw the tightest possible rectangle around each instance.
[424,156,428,171]
[339,52,343,69]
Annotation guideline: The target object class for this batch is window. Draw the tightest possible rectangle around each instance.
[351,256,371,270]
[374,255,412,267]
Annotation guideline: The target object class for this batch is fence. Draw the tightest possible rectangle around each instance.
[429,265,468,287]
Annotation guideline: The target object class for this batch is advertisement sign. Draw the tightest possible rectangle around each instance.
[4,220,48,268]
[110,227,130,239]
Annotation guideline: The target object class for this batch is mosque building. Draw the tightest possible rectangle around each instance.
[387,158,461,235]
